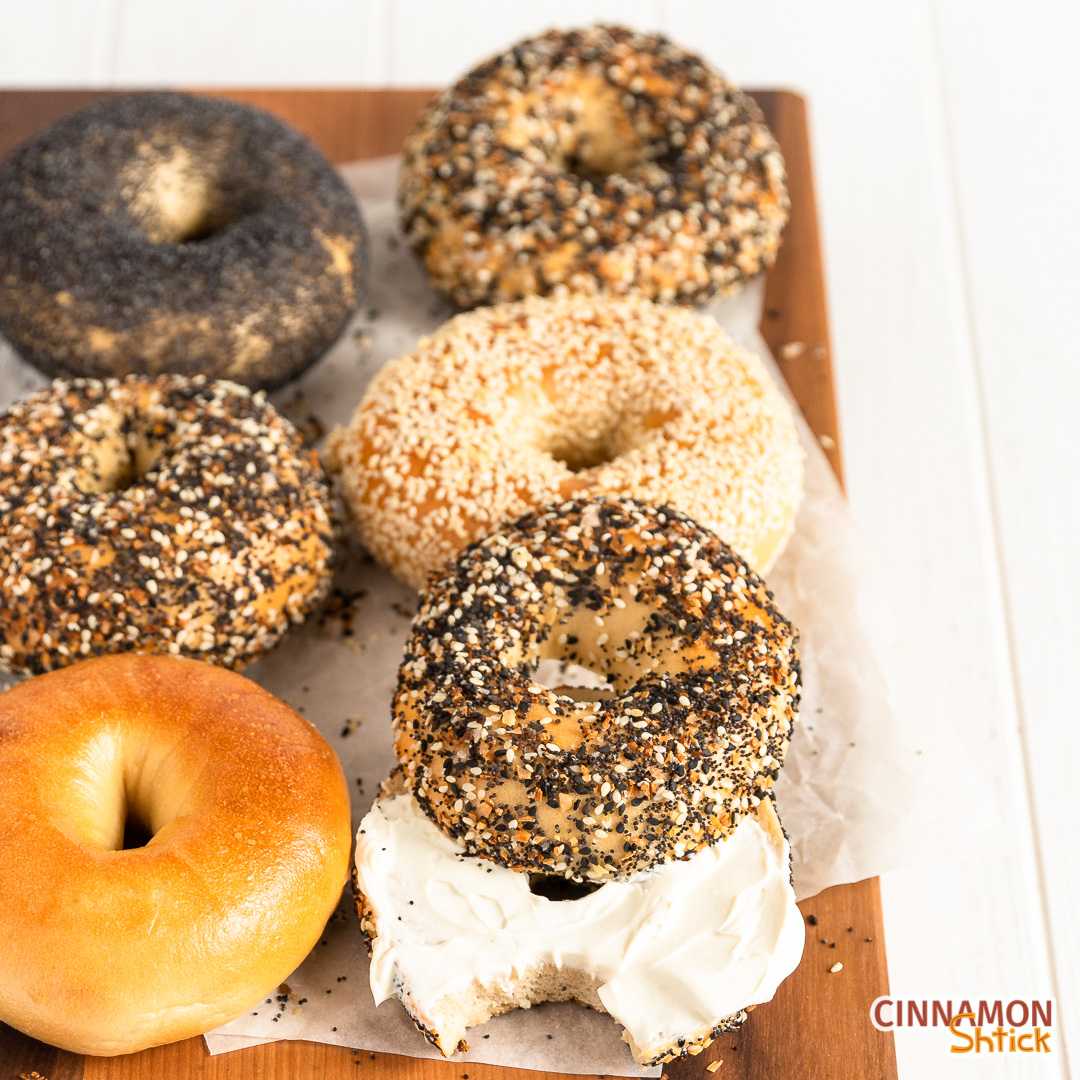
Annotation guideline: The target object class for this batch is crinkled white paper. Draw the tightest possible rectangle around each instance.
[0,156,940,1077]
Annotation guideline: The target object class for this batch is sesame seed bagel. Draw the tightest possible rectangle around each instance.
[326,294,803,590]
[399,24,788,307]
[0,374,333,676]
[0,92,366,390]
[393,497,800,883]
[0,654,353,1055]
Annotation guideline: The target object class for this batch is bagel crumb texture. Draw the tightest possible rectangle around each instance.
[393,497,800,882]
[400,24,787,307]
[326,294,804,590]
[0,374,333,676]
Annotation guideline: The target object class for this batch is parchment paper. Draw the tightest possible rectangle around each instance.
[0,157,942,1077]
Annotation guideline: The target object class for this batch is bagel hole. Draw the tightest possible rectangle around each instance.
[533,659,614,700]
[128,153,254,245]
[106,459,139,492]
[555,444,616,474]
[152,199,247,245]
[120,809,155,850]
[543,418,620,474]
[172,213,231,244]
[528,874,603,901]
[563,149,621,185]
[556,78,643,184]
[81,432,167,494]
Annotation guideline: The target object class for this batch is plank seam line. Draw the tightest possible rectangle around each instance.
[926,4,1071,1077]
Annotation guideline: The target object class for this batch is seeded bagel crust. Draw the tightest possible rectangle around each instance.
[0,374,333,675]
[0,92,366,389]
[393,497,800,882]
[399,24,787,307]
[326,294,804,590]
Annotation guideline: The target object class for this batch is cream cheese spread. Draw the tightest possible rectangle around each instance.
[354,792,804,1059]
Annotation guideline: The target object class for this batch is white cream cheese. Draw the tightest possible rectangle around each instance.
[354,793,805,1059]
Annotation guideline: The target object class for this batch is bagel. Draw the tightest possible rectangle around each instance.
[0,653,352,1056]
[353,779,803,1065]
[0,374,333,676]
[0,91,366,389]
[326,294,803,590]
[399,24,787,307]
[393,497,800,883]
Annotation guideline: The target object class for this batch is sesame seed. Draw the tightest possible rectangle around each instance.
[327,294,802,591]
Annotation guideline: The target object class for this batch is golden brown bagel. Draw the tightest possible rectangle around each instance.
[0,654,352,1055]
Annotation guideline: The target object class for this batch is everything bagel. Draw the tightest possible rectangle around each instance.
[399,25,788,307]
[0,374,333,675]
[393,497,801,883]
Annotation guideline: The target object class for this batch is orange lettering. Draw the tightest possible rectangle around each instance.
[950,1012,975,1053]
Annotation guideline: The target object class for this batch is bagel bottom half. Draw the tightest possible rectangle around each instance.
[352,774,804,1065]
[0,654,353,1055]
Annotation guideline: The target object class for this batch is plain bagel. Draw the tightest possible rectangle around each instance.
[0,654,353,1056]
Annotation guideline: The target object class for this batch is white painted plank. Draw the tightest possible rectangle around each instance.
[380,0,661,84]
[108,0,371,86]
[0,0,113,86]
[932,0,1080,1073]
[106,0,662,87]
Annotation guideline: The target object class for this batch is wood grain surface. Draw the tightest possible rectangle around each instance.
[0,88,895,1080]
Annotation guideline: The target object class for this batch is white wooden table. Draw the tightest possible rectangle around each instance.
[2,2,1076,1077]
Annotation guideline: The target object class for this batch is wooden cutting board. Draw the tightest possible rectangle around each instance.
[0,88,897,1080]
